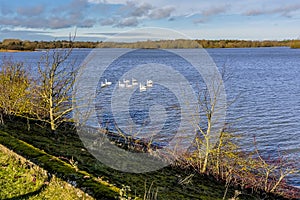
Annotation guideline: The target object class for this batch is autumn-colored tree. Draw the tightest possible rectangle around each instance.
[290,40,300,48]
[0,59,32,124]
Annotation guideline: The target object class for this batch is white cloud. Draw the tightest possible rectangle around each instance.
[87,0,123,4]
[100,18,116,26]
[201,5,228,16]
[244,3,300,17]
[125,2,153,17]
[115,17,139,27]
[97,1,176,27]
[149,7,175,19]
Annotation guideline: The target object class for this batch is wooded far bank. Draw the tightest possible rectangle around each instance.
[1,38,300,51]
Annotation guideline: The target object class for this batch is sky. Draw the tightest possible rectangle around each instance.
[0,0,300,41]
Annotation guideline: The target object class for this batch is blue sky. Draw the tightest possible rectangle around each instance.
[0,0,300,41]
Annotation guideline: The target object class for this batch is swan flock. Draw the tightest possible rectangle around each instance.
[101,78,153,92]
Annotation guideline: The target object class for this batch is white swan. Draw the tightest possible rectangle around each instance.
[125,82,133,88]
[123,79,130,84]
[101,79,112,88]
[146,80,153,87]
[139,83,147,92]
[118,81,125,88]
[105,79,112,86]
[100,81,106,88]
[132,78,138,86]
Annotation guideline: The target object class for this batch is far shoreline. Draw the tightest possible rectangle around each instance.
[0,46,299,53]
[1,38,300,50]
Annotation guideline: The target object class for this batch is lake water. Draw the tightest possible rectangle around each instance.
[1,47,299,186]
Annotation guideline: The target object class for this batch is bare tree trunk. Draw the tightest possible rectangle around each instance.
[49,79,55,131]
[201,117,211,173]
[216,131,224,175]
[201,136,210,173]
[49,108,55,131]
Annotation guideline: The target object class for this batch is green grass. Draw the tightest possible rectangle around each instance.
[0,130,121,199]
[0,144,94,200]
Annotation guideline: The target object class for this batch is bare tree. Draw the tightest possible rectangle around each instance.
[30,36,79,132]
[194,67,228,173]
[251,137,299,194]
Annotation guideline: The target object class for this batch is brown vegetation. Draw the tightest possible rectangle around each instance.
[290,40,300,48]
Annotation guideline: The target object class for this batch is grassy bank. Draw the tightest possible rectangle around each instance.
[0,118,236,199]
[1,117,296,199]
[0,130,122,199]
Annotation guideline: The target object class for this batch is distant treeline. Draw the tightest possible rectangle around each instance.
[197,39,294,48]
[0,39,100,51]
[1,38,300,50]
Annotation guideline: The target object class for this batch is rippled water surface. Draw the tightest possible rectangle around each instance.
[208,48,300,186]
[1,47,299,186]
